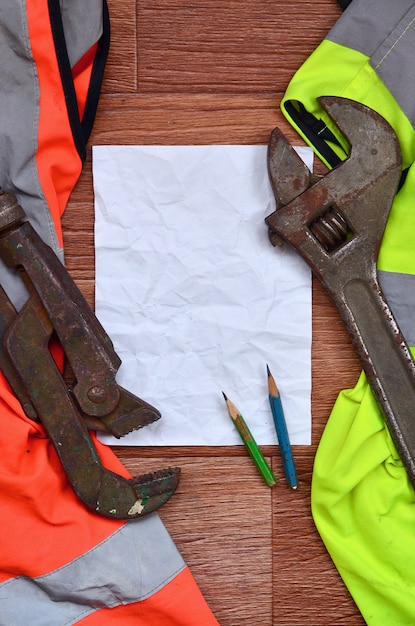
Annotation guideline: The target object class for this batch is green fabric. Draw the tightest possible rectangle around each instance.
[280,32,415,626]
[282,40,415,170]
[379,162,415,275]
[312,365,415,626]
[313,160,415,624]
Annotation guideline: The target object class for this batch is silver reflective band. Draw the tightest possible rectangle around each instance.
[60,0,104,67]
[379,269,415,347]
[0,0,63,308]
[0,514,185,626]
[327,0,415,125]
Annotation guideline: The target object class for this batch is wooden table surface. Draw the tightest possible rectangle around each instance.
[64,1,366,623]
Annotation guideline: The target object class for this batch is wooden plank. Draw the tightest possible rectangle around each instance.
[62,0,368,622]
[134,1,341,93]
[104,0,137,93]
[272,458,365,624]
[119,454,273,625]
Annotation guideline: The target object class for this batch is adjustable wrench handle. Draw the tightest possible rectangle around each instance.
[340,275,415,479]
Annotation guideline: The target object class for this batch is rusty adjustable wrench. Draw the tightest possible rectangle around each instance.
[265,96,415,486]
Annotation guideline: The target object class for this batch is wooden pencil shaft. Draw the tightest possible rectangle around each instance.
[269,394,297,488]
[234,414,273,471]
[267,367,298,489]
[269,394,290,447]
[224,395,276,487]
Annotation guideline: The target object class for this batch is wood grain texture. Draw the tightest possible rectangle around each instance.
[64,1,367,623]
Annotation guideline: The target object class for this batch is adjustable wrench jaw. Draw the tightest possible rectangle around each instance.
[265,97,415,487]
[266,97,402,281]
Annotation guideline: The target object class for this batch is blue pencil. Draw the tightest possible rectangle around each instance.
[267,365,298,489]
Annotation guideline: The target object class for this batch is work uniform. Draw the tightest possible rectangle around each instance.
[0,2,218,624]
[280,1,415,623]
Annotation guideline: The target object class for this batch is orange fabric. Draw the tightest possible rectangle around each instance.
[26,0,83,245]
[0,0,126,582]
[1,2,104,581]
[0,368,221,623]
[0,370,126,581]
[80,567,219,625]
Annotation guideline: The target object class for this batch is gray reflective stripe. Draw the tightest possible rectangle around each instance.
[327,0,415,126]
[0,514,185,626]
[0,1,63,309]
[61,0,103,67]
[379,270,415,346]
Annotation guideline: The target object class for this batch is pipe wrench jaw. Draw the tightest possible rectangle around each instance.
[264,97,415,488]
[0,193,180,519]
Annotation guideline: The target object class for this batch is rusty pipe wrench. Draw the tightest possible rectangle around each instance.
[0,192,180,519]
[265,96,415,486]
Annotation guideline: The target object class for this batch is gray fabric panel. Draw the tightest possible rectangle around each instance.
[379,270,415,346]
[327,0,414,57]
[60,0,104,68]
[0,0,63,309]
[0,515,185,626]
[326,0,415,125]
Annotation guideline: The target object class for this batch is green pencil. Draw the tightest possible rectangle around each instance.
[222,392,277,488]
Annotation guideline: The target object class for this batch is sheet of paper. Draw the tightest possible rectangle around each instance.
[93,144,312,446]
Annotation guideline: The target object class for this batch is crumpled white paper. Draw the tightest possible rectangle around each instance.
[93,144,312,446]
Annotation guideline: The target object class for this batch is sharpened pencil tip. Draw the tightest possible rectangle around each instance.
[266,364,279,396]
[222,391,228,401]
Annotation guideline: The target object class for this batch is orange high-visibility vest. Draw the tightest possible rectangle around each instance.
[0,2,218,624]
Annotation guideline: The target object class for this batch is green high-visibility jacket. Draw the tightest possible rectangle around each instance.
[280,2,415,624]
